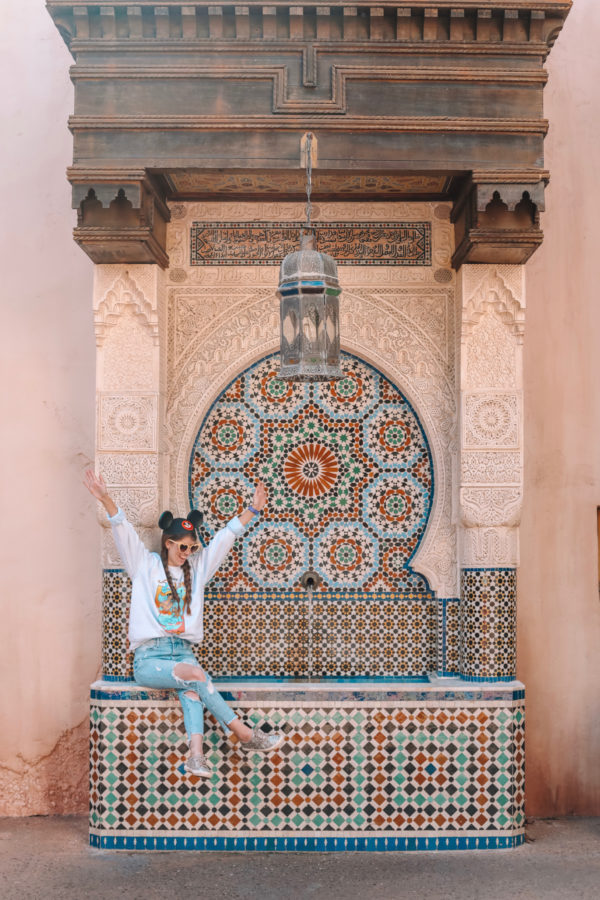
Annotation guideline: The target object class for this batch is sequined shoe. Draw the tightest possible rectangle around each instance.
[185,754,212,778]
[242,727,284,752]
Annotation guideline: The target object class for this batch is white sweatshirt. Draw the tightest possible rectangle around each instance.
[107,508,246,650]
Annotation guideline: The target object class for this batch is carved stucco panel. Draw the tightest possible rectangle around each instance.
[460,264,526,342]
[101,526,157,569]
[458,264,525,564]
[463,393,520,449]
[98,394,158,452]
[461,452,521,485]
[166,284,458,597]
[94,266,162,347]
[101,312,155,392]
[466,310,516,389]
[460,488,522,528]
[97,488,158,529]
[177,265,450,287]
[97,453,159,486]
[171,200,443,224]
[460,526,520,569]
[167,200,454,288]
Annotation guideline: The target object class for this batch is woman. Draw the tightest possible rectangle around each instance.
[84,469,283,778]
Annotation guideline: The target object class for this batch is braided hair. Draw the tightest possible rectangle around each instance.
[160,531,194,615]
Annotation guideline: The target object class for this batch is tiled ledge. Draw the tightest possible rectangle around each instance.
[91,676,525,703]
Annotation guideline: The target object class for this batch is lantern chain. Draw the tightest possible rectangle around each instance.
[305,132,313,231]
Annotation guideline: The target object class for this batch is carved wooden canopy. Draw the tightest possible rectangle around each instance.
[47,1,571,267]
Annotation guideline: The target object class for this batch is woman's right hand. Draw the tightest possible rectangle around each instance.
[84,469,109,501]
[84,469,118,517]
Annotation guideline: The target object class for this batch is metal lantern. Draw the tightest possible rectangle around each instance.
[278,132,342,382]
[278,231,342,382]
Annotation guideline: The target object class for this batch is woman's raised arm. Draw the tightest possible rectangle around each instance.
[84,469,118,518]
[83,468,151,578]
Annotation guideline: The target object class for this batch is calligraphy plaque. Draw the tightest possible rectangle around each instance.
[190,222,432,266]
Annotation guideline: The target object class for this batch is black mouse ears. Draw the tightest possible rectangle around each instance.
[186,510,203,528]
[158,511,174,530]
[158,509,203,531]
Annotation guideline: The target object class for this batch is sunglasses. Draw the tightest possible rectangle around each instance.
[168,540,200,554]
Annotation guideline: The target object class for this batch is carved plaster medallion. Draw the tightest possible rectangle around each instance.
[463,393,519,449]
[98,395,158,451]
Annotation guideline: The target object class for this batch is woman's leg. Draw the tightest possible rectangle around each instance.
[134,650,208,755]
[172,662,253,742]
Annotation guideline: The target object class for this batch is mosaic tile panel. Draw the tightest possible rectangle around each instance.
[190,222,432,266]
[445,599,461,675]
[102,569,133,679]
[460,569,517,681]
[102,584,438,679]
[199,593,437,678]
[436,598,461,676]
[89,686,525,848]
[190,353,433,593]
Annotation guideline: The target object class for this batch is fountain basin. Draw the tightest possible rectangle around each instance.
[89,676,524,851]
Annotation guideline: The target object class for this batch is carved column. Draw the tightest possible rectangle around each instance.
[457,265,525,681]
[94,264,167,678]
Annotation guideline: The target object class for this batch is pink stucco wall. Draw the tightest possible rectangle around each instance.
[0,0,97,813]
[520,0,600,815]
[1,0,598,817]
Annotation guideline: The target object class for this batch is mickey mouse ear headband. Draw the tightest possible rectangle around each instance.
[158,509,203,537]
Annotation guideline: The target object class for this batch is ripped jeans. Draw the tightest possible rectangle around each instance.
[133,636,237,739]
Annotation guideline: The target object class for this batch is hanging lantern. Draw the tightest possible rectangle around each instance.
[278,134,342,382]
[278,232,342,381]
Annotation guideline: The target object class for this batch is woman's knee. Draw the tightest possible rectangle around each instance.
[172,662,206,684]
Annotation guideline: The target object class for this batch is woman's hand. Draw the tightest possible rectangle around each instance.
[251,480,267,512]
[238,481,268,526]
[84,469,118,517]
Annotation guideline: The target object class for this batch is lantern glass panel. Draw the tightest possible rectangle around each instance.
[302,295,326,361]
[325,297,340,365]
[281,297,301,365]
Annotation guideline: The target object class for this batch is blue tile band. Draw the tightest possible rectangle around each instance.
[90,832,525,852]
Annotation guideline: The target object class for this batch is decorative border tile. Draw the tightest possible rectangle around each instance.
[90,832,524,852]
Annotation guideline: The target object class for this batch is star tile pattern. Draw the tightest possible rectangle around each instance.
[102,569,133,678]
[89,686,525,845]
[190,354,433,592]
[101,584,437,679]
[460,569,517,681]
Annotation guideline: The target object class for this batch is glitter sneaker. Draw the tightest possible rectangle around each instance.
[185,754,212,778]
[242,727,284,752]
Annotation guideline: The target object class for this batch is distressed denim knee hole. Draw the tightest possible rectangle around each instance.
[184,690,201,702]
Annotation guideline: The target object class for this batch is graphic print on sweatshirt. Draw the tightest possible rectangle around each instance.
[154,581,186,633]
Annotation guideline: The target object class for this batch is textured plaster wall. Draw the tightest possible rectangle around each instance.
[520,0,600,815]
[0,1,97,814]
[1,0,598,818]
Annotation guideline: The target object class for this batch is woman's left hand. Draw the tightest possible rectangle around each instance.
[251,480,267,512]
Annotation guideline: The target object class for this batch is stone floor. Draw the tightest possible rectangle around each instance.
[0,817,599,900]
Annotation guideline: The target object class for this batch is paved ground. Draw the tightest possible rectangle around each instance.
[0,816,598,900]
